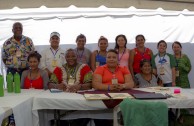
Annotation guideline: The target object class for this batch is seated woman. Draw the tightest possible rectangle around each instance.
[91,36,108,71]
[135,59,159,88]
[92,49,134,91]
[21,51,49,89]
[48,48,92,92]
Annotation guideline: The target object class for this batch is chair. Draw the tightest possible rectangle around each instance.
[113,98,168,126]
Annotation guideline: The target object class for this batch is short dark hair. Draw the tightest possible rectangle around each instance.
[27,51,42,62]
[76,34,86,42]
[157,40,167,48]
[107,49,118,55]
[114,34,127,49]
[65,48,77,57]
[13,22,23,29]
[140,59,151,68]
[172,41,182,48]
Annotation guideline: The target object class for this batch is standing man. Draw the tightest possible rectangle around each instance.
[74,34,91,66]
[2,22,35,76]
[40,32,65,81]
[2,22,35,126]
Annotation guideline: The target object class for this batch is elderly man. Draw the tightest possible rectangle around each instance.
[2,22,35,126]
[2,22,35,76]
[40,32,65,78]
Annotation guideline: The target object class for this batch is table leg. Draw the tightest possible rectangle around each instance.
[54,110,60,126]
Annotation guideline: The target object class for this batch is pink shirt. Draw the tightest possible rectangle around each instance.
[118,49,129,68]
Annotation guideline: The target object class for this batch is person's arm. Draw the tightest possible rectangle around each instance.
[178,55,192,73]
[149,49,153,57]
[151,54,157,75]
[41,70,49,90]
[21,70,28,89]
[123,74,135,89]
[117,68,135,90]
[172,67,176,86]
[2,43,7,65]
[92,74,119,91]
[90,50,97,71]
[129,49,135,79]
[40,50,52,76]
[28,37,35,52]
[169,54,176,86]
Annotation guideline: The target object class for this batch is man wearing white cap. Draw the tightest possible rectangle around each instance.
[40,32,65,78]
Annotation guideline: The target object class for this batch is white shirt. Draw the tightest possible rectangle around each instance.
[40,47,65,72]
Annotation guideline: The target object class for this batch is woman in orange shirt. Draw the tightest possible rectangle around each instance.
[92,49,134,91]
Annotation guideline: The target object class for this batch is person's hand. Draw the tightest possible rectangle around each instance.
[58,83,67,91]
[116,84,125,91]
[109,84,120,91]
[66,84,81,93]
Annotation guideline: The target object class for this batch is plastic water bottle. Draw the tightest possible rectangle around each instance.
[14,72,21,93]
[0,75,4,97]
[7,72,13,92]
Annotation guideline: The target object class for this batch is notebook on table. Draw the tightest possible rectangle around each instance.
[132,93,167,99]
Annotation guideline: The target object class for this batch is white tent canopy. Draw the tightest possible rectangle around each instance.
[0,6,194,87]
[0,6,194,45]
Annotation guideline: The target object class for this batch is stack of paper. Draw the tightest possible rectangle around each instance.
[108,93,134,99]
[84,94,110,100]
[84,93,134,100]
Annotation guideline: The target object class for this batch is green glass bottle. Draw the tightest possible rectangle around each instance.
[0,75,4,97]
[7,72,13,92]
[14,72,21,93]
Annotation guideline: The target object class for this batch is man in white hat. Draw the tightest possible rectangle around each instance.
[40,32,65,78]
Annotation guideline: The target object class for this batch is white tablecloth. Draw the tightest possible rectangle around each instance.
[0,89,44,126]
[32,88,194,126]
[136,87,194,108]
[32,90,107,126]
[0,107,5,125]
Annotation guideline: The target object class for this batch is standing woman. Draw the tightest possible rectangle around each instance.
[172,41,191,88]
[151,40,176,87]
[129,34,153,79]
[91,36,108,71]
[114,34,130,69]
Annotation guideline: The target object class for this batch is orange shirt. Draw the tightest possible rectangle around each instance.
[94,64,130,85]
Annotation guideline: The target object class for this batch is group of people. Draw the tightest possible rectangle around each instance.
[1,22,192,125]
[2,22,192,92]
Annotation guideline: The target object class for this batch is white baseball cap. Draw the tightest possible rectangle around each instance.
[50,32,60,38]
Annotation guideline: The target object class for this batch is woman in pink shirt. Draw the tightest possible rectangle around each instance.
[114,34,130,69]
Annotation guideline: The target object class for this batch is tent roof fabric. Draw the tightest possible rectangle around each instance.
[0,0,194,11]
[0,6,194,21]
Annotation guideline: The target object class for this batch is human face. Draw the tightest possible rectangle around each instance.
[76,38,86,50]
[172,43,182,55]
[98,40,108,51]
[12,23,23,37]
[136,36,145,48]
[29,57,39,70]
[50,36,60,49]
[65,51,77,67]
[117,36,126,48]
[141,62,152,74]
[157,42,167,54]
[106,52,118,68]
